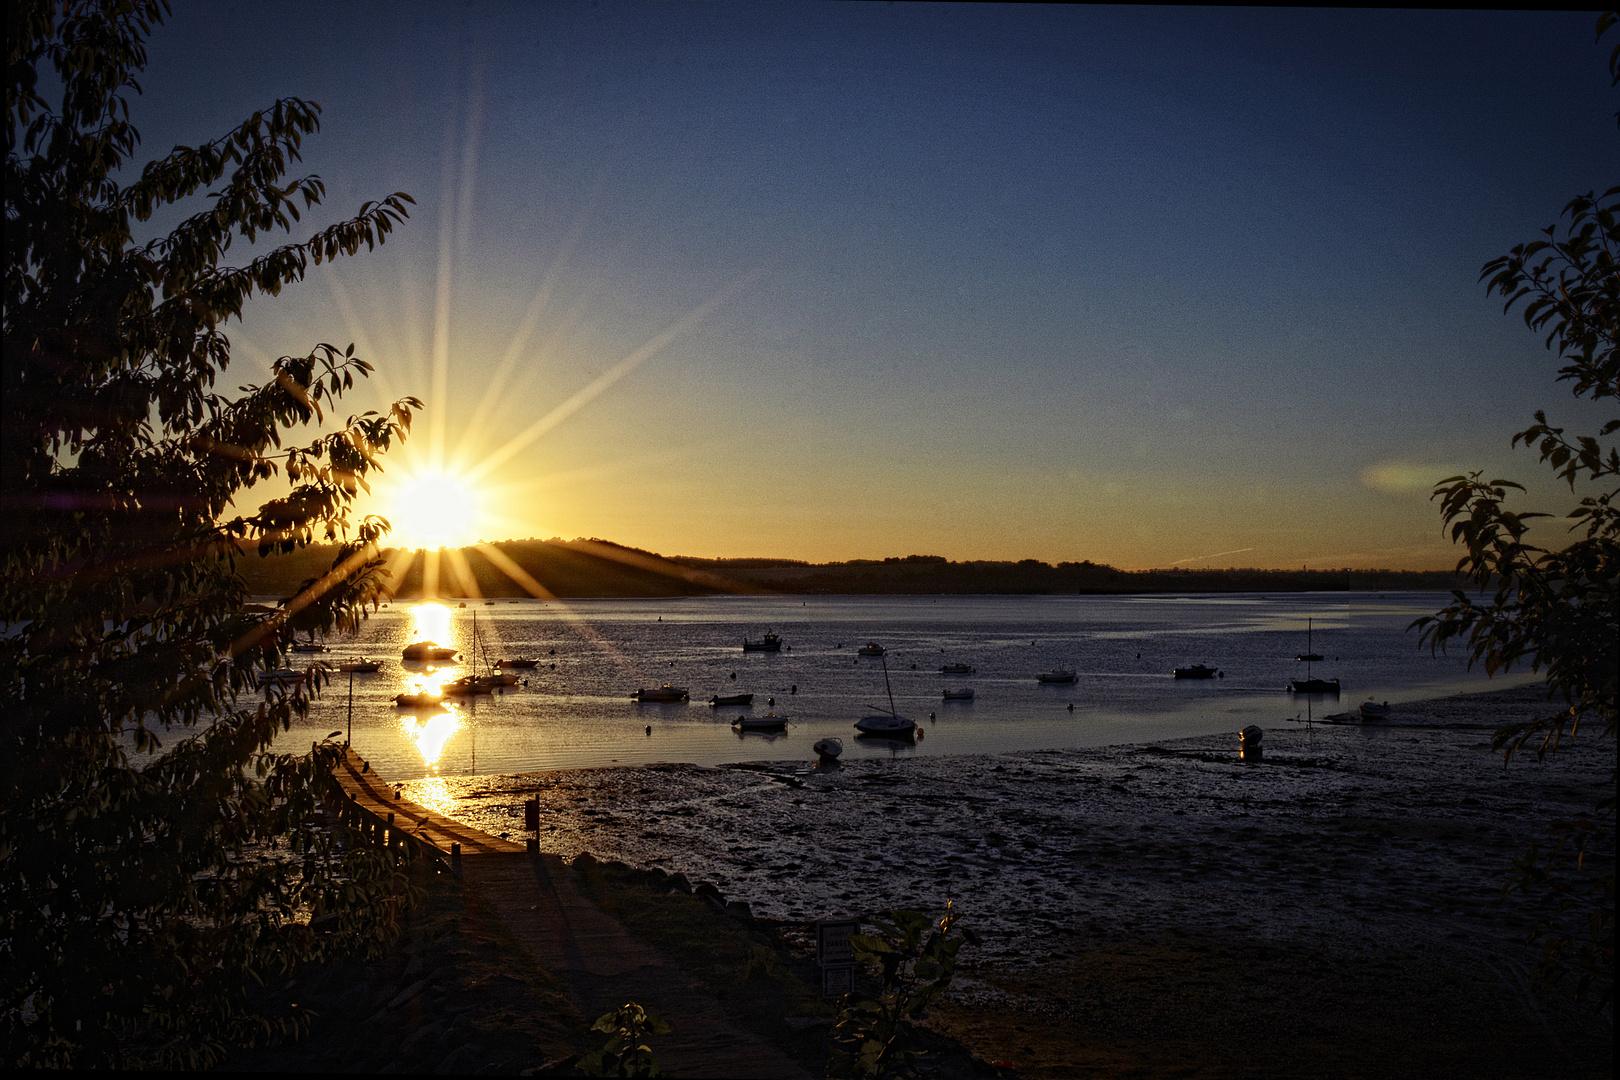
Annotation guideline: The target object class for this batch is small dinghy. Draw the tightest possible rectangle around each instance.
[336,658,382,673]
[257,667,303,687]
[1172,664,1221,679]
[709,693,754,707]
[942,688,974,700]
[857,642,886,656]
[813,737,844,760]
[1037,669,1077,684]
[1359,699,1391,720]
[393,692,444,708]
[497,657,540,669]
[733,714,787,732]
[940,663,975,675]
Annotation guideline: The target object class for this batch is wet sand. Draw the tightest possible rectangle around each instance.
[407,684,1613,1077]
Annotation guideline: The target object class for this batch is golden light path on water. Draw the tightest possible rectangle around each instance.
[396,602,466,772]
[397,711,463,771]
[411,602,453,644]
[411,776,458,818]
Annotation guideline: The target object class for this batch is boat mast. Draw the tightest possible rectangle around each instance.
[881,654,898,716]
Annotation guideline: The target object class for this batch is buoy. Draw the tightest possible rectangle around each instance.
[791,684,797,694]
[730,672,736,679]
[1067,703,1074,712]
[646,725,652,736]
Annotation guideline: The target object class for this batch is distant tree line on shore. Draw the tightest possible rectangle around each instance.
[237,538,1464,599]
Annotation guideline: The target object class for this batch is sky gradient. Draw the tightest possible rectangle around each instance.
[132,3,1615,569]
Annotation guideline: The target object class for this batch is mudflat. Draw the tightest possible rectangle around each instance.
[414,683,1613,1078]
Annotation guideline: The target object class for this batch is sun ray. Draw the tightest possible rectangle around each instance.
[381,545,418,595]
[322,263,401,412]
[465,265,768,485]
[442,546,484,599]
[423,547,442,598]
[428,100,461,471]
[453,204,598,459]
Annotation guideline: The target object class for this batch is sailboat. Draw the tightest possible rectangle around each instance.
[1289,618,1340,695]
[854,655,917,739]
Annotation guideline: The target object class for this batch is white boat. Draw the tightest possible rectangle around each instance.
[632,684,689,703]
[1037,669,1077,684]
[1359,699,1391,720]
[940,663,975,675]
[942,688,975,700]
[402,640,458,661]
[733,714,787,732]
[857,642,886,656]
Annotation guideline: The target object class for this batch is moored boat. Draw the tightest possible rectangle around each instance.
[336,658,382,673]
[1289,619,1340,695]
[402,640,458,661]
[497,657,540,669]
[257,667,303,687]
[733,714,787,732]
[857,642,886,656]
[813,737,844,759]
[632,684,689,703]
[940,663,975,675]
[709,693,754,707]
[1359,699,1391,720]
[854,714,917,738]
[393,691,444,708]
[742,631,784,652]
[442,675,493,696]
[942,688,975,700]
[1172,664,1221,679]
[1037,669,1077,684]
[290,641,328,654]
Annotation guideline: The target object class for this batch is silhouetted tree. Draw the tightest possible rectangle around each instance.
[3,0,421,1065]
[1414,14,1617,1013]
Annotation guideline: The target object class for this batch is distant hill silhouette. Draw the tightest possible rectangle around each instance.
[237,539,1462,599]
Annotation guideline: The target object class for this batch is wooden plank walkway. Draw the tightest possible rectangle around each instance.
[332,749,812,1079]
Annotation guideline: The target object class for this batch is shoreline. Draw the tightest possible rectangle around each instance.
[401,682,1613,1077]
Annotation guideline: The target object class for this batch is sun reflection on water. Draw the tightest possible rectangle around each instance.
[412,775,458,817]
[398,710,463,771]
[410,603,453,648]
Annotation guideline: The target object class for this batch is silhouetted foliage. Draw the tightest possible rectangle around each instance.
[1412,15,1617,1013]
[3,0,421,1066]
[829,905,976,1080]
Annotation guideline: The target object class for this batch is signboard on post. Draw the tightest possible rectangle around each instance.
[821,962,854,999]
[817,919,859,999]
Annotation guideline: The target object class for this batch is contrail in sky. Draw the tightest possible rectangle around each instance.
[1171,547,1253,566]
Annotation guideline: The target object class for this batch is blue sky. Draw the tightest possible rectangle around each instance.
[130,3,1616,567]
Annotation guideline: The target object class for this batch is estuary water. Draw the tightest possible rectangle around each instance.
[269,592,1536,783]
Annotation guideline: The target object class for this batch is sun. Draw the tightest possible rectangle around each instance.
[379,467,484,549]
